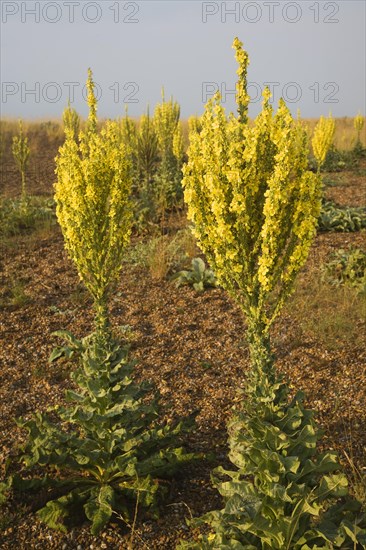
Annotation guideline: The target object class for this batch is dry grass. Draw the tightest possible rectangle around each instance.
[122,227,199,281]
[287,267,366,350]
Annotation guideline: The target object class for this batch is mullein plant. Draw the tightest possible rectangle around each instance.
[63,102,80,141]
[353,112,365,153]
[187,115,202,136]
[118,108,138,176]
[179,38,366,548]
[55,70,132,344]
[153,90,185,214]
[12,119,30,208]
[134,109,160,227]
[118,104,182,230]
[0,70,197,535]
[311,114,335,172]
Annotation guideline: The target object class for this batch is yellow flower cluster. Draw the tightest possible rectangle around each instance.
[154,90,184,165]
[12,119,30,202]
[311,114,335,169]
[188,115,202,135]
[183,38,322,332]
[55,70,132,313]
[63,103,80,141]
[354,112,365,147]
[120,109,137,144]
[354,112,364,133]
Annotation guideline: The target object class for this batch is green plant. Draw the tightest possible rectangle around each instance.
[353,113,365,155]
[322,248,366,293]
[312,114,335,170]
[344,452,366,513]
[63,103,80,141]
[321,146,346,172]
[1,71,198,537]
[318,200,366,232]
[1,332,197,535]
[0,196,55,238]
[171,257,217,292]
[153,91,185,213]
[0,278,31,308]
[179,374,366,549]
[122,228,198,279]
[179,37,366,548]
[133,109,161,230]
[118,99,185,233]
[11,120,30,205]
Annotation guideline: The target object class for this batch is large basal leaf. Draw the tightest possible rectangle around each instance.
[315,474,349,500]
[37,489,87,533]
[84,484,114,535]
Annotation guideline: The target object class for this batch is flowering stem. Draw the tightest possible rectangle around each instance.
[246,323,276,391]
[94,297,111,349]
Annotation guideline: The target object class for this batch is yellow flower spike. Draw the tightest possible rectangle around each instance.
[232,37,250,124]
[354,112,364,133]
[12,119,30,204]
[183,39,322,333]
[55,70,132,339]
[312,113,335,170]
[354,112,365,148]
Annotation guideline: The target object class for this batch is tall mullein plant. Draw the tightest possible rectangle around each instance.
[55,69,132,344]
[12,120,30,207]
[180,39,366,549]
[153,91,185,210]
[353,112,364,149]
[312,114,335,172]
[183,38,326,383]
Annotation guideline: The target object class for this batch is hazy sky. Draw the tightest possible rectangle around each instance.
[1,0,365,119]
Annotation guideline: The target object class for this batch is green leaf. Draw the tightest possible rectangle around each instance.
[192,257,205,276]
[316,474,348,500]
[193,281,204,292]
[0,476,13,504]
[51,329,82,348]
[84,485,114,535]
[37,490,85,533]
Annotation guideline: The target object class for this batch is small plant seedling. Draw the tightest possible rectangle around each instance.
[171,257,217,292]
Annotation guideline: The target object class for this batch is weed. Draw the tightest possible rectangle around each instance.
[322,248,366,293]
[123,229,199,280]
[318,199,366,232]
[0,278,31,308]
[12,120,30,204]
[171,257,217,292]
[0,196,55,238]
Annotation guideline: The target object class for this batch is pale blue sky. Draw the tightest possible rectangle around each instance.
[1,0,365,119]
